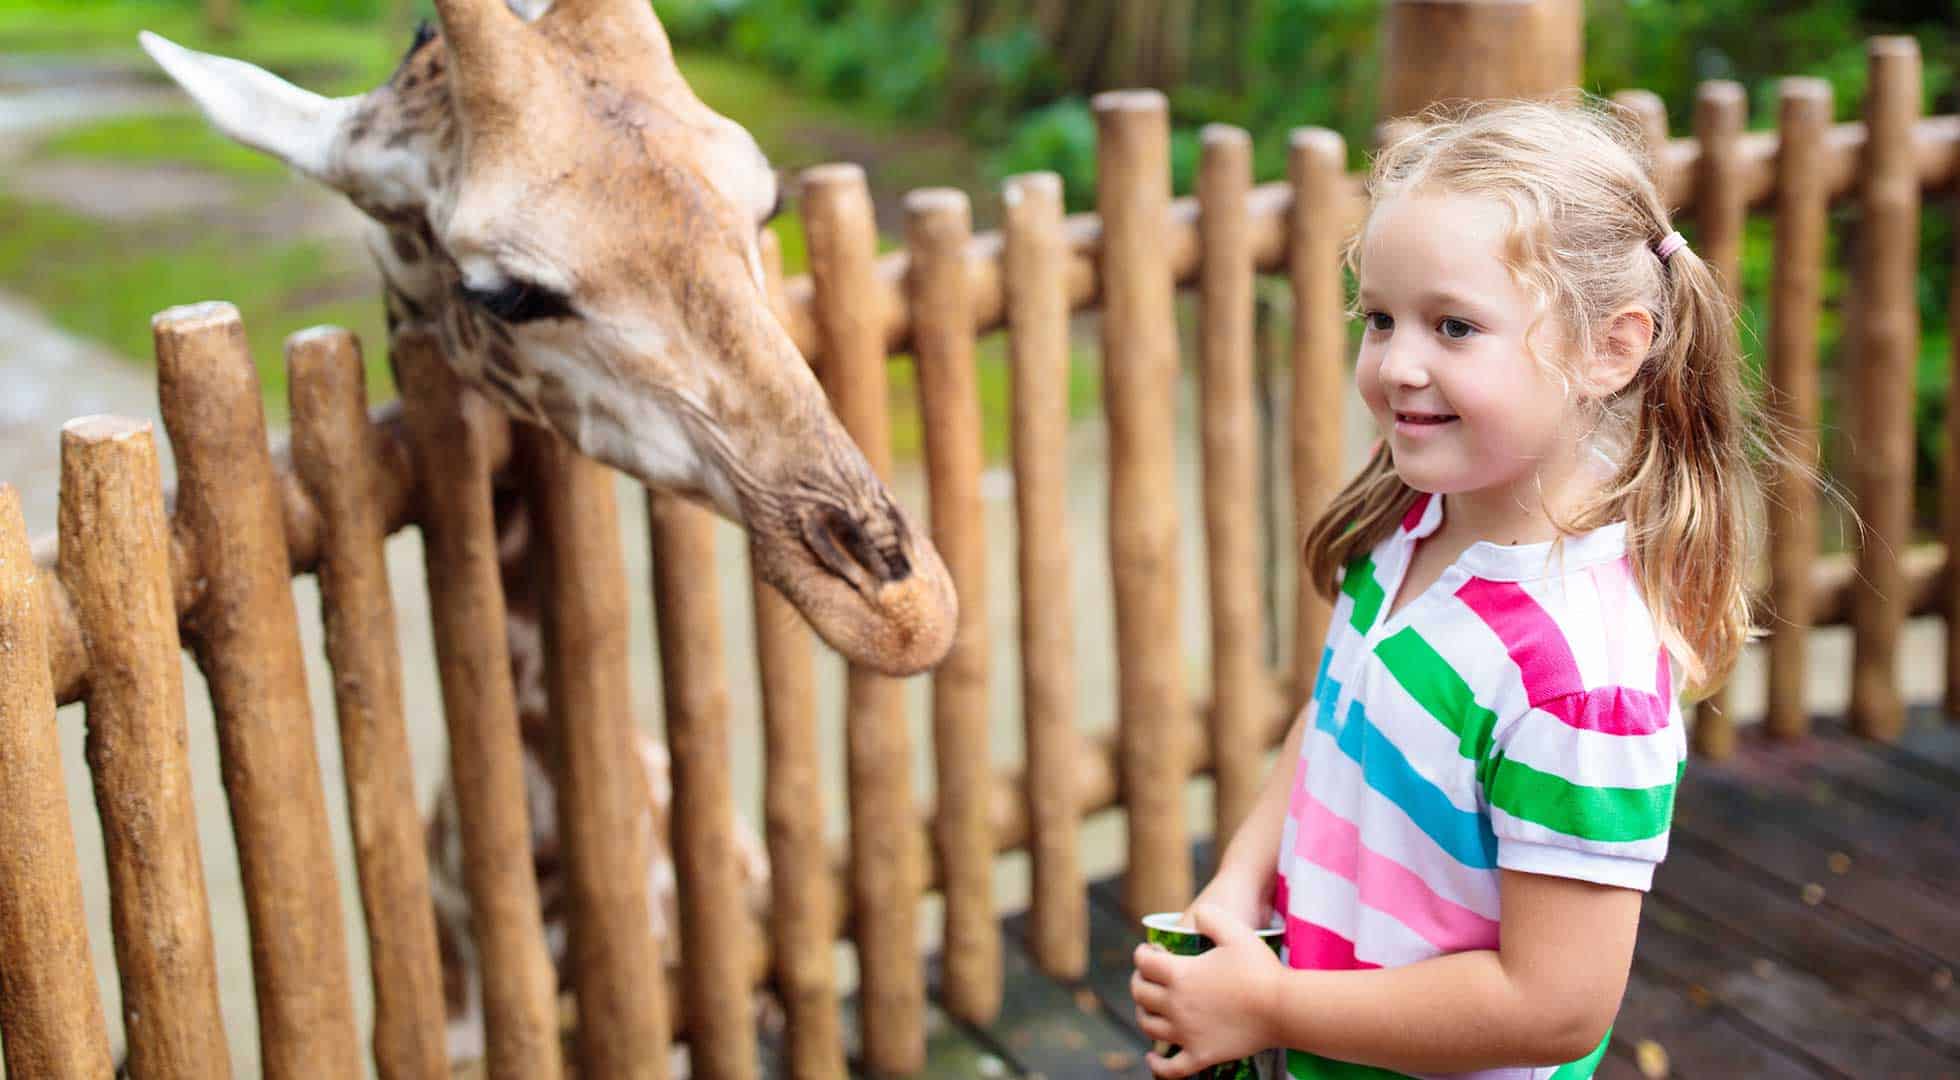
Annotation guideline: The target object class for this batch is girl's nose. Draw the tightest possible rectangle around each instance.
[1377,339,1431,389]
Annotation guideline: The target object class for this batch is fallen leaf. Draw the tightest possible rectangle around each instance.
[1827,852,1851,875]
[1801,882,1825,905]
[1101,1050,1138,1071]
[1635,1038,1669,1078]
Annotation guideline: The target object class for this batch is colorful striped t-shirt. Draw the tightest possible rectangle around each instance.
[1275,493,1686,1080]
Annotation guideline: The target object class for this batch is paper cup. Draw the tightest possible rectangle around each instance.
[1139,913,1287,1079]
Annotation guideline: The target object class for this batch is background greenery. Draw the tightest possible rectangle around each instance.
[0,0,1953,528]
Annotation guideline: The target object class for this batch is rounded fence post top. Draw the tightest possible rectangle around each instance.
[151,300,241,334]
[60,415,152,444]
[1091,89,1168,114]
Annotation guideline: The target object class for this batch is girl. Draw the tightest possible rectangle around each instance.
[1131,97,1762,1079]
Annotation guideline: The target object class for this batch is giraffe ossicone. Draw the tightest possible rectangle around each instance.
[140,0,958,679]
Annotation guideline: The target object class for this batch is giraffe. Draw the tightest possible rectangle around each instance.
[140,0,956,1066]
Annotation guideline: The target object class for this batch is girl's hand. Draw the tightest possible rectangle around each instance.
[1184,865,1272,931]
[1130,904,1284,1079]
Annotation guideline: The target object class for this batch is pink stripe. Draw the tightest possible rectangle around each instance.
[1539,685,1670,736]
[1400,493,1433,533]
[1458,575,1670,736]
[1294,794,1500,952]
[1283,914,1379,971]
[1456,577,1584,700]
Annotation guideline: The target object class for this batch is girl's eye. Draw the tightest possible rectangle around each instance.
[1438,317,1475,340]
[1365,312,1393,332]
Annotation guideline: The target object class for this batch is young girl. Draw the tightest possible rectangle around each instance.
[1130,98,1761,1079]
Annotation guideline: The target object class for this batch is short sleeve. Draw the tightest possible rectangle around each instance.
[1480,686,1687,891]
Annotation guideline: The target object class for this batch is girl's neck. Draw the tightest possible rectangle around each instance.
[1429,449,1612,553]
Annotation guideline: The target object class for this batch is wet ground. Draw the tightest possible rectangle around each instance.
[2,53,1950,1078]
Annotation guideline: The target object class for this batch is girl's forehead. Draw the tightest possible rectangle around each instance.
[1357,192,1524,301]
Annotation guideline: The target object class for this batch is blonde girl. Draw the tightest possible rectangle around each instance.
[1130,96,1761,1079]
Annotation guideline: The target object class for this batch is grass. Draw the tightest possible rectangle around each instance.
[0,192,393,414]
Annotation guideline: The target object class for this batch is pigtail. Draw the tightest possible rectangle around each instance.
[1600,240,1757,696]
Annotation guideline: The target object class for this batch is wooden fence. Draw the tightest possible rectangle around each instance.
[1,34,1957,1080]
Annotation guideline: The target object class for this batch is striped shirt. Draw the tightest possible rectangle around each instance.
[1275,493,1685,1080]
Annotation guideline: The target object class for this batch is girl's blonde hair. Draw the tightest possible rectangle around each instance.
[1302,95,1764,698]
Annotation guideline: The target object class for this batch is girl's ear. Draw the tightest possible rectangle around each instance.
[1590,305,1654,398]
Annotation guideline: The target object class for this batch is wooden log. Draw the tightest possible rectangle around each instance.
[1690,80,1749,759]
[904,187,999,1026]
[1197,124,1267,845]
[1002,170,1087,981]
[645,492,754,1079]
[57,417,229,1079]
[799,161,925,1076]
[1289,128,1349,708]
[1095,89,1192,921]
[0,483,115,1078]
[152,301,360,1079]
[288,329,449,1080]
[753,228,847,1079]
[1765,81,1833,741]
[521,427,673,1079]
[393,330,563,1080]
[1948,146,1960,722]
[1379,0,1583,119]
[1612,90,1676,195]
[1848,37,1922,743]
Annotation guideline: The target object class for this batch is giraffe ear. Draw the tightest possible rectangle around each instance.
[138,31,362,186]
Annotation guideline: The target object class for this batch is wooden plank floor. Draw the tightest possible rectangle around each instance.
[854,708,1960,1079]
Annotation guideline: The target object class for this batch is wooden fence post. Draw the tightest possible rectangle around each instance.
[1690,80,1748,759]
[1095,89,1193,920]
[1003,170,1087,980]
[395,329,564,1080]
[0,483,115,1079]
[753,228,848,1078]
[289,328,451,1080]
[1380,0,1583,120]
[646,489,755,1079]
[1765,80,1832,741]
[58,417,231,1079]
[153,301,361,1079]
[801,161,925,1075]
[1197,124,1267,845]
[523,427,675,1079]
[905,187,999,1025]
[1849,37,1922,743]
[1288,128,1348,709]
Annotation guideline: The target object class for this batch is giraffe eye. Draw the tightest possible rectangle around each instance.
[457,280,576,323]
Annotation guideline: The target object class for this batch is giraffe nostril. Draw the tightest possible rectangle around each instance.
[802,504,911,590]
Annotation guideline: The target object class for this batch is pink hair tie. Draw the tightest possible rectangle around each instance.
[1652,230,1688,263]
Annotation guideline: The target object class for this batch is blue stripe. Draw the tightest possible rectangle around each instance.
[1312,692,1498,870]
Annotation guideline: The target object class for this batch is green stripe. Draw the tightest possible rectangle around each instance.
[1341,555,1386,634]
[1550,1030,1612,1079]
[1486,758,1683,843]
[1287,1050,1413,1079]
[1374,627,1499,776]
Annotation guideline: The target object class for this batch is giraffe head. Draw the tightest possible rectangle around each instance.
[140,0,956,675]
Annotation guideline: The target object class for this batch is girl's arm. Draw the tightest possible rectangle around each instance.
[1188,708,1308,922]
[1261,870,1641,1072]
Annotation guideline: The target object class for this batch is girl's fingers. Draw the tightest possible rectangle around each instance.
[1130,969,1167,1012]
[1132,943,1176,982]
[1146,1049,1198,1079]
[1135,1006,1172,1042]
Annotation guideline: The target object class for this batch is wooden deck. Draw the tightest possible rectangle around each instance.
[856,708,1960,1079]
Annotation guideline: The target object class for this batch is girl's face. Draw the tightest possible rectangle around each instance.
[1355,191,1593,523]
